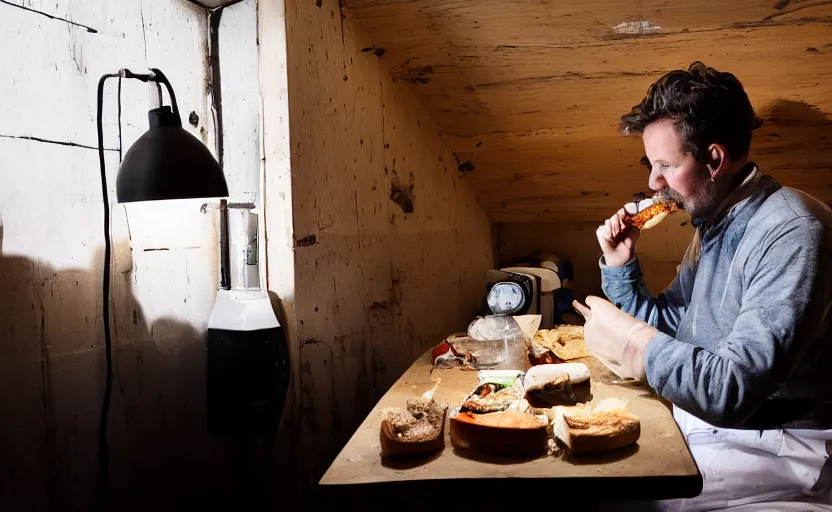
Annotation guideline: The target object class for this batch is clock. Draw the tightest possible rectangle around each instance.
[487,282,526,315]
[485,270,536,316]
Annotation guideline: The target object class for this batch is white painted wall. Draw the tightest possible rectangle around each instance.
[0,0,262,509]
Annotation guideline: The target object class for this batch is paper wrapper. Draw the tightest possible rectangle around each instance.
[529,325,591,362]
[593,354,643,384]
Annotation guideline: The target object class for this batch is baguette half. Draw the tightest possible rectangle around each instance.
[553,398,640,455]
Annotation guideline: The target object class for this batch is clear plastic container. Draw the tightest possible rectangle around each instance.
[447,333,507,367]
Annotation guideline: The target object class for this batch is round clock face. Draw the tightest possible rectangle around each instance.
[487,282,525,315]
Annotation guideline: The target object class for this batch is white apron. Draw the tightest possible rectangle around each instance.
[601,407,832,511]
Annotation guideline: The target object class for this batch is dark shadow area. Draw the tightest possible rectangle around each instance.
[0,227,280,511]
[753,99,832,187]
[318,472,702,512]
[759,98,832,128]
[450,447,545,465]
[562,443,640,465]
[379,448,445,470]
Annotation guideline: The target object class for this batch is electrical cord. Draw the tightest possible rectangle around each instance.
[96,72,119,512]
[96,68,159,512]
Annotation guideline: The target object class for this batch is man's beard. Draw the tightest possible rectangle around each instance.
[661,179,717,220]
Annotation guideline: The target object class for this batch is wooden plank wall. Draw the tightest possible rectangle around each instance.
[260,0,494,503]
[0,0,261,509]
[496,217,695,301]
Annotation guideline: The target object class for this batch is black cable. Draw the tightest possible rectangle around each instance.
[96,72,119,512]
[117,76,123,164]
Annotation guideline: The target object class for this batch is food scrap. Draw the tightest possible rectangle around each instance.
[431,337,476,370]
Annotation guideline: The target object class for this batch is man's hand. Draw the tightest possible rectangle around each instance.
[597,204,639,267]
[572,296,659,381]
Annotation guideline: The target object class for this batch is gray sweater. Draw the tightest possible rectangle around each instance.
[601,167,832,429]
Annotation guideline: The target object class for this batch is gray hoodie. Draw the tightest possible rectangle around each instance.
[601,166,832,429]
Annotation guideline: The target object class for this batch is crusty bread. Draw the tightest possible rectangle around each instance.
[553,398,640,455]
[380,398,447,458]
[524,363,591,389]
[450,407,549,456]
[524,363,592,407]
[640,210,670,230]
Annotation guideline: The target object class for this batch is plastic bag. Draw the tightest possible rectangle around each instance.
[460,315,541,368]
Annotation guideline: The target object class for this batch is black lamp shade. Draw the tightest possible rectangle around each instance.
[116,107,229,203]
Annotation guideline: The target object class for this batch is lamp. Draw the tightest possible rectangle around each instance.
[115,69,229,202]
[95,68,228,511]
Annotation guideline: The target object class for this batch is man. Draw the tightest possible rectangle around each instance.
[573,62,832,510]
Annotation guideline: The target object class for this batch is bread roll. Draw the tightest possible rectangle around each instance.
[524,363,590,388]
[553,398,640,454]
[380,398,447,458]
[524,363,592,406]
[640,210,669,230]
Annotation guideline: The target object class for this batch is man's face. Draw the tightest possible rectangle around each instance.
[642,119,716,219]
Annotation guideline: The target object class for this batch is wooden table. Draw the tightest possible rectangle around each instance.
[320,348,702,505]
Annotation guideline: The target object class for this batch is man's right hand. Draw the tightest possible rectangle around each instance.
[597,205,639,267]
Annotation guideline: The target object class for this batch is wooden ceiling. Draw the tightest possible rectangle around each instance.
[344,0,832,223]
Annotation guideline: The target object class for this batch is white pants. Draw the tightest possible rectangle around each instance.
[603,407,832,511]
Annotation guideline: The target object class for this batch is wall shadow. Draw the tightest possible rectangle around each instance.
[753,99,832,203]
[0,230,278,511]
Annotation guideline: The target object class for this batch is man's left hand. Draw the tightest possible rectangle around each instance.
[572,296,659,381]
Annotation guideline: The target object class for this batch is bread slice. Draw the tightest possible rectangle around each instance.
[380,398,447,458]
[553,398,640,455]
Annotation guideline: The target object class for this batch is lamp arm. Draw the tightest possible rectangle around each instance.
[149,68,180,117]
[111,68,180,116]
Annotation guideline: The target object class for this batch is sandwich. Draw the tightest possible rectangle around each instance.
[623,196,681,231]
[380,398,448,458]
[553,398,641,455]
[449,371,549,456]
[523,363,592,407]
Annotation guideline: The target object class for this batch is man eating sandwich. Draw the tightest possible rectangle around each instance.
[574,62,832,511]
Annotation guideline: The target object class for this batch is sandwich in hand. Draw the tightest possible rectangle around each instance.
[623,196,681,231]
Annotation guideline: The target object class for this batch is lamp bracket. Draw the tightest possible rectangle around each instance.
[111,68,181,117]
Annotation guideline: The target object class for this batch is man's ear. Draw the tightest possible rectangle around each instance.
[706,144,729,179]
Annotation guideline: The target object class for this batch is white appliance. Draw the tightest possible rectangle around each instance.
[485,266,561,329]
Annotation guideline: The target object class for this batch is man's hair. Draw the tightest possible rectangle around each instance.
[619,61,763,163]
